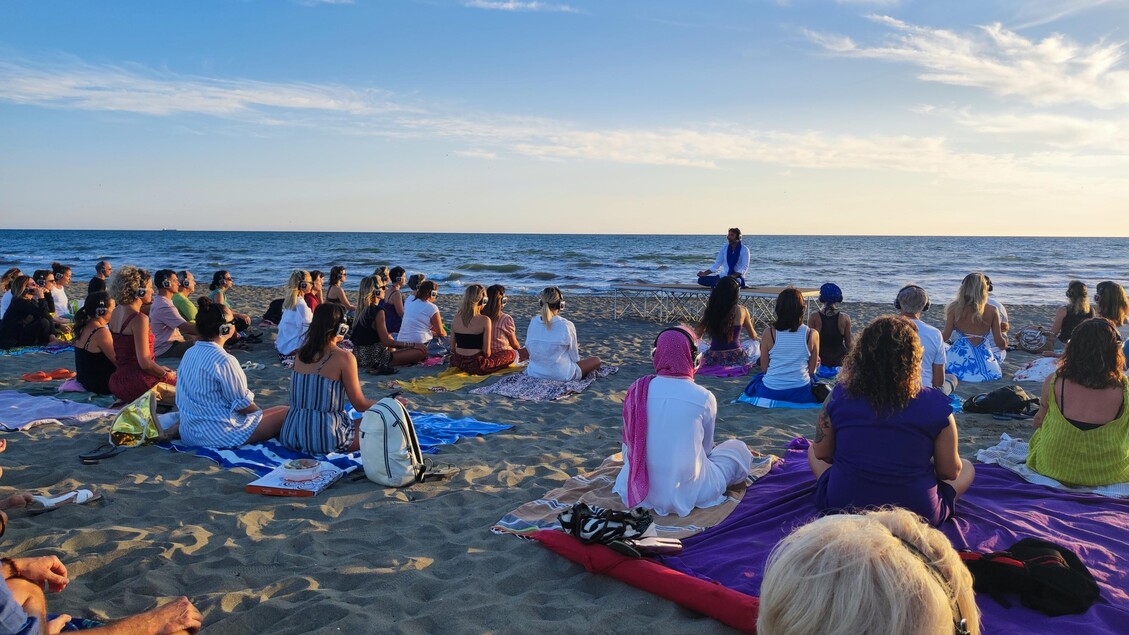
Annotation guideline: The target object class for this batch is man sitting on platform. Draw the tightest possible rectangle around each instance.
[697,227,748,288]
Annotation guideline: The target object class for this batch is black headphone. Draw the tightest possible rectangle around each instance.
[35,277,46,286]
[136,286,148,299]
[95,299,108,317]
[651,327,702,368]
[299,280,309,291]
[157,271,173,289]
[895,285,930,312]
[985,276,993,293]
[177,272,190,287]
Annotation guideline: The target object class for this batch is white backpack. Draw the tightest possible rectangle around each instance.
[360,398,425,487]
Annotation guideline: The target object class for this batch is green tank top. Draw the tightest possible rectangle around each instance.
[1027,376,1129,487]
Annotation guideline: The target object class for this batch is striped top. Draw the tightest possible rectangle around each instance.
[279,353,353,455]
[175,341,261,448]
[763,325,812,390]
[1027,376,1129,487]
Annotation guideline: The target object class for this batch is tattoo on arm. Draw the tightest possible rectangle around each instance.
[814,404,831,443]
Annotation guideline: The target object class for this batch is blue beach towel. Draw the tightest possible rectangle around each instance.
[734,393,822,409]
[157,411,512,477]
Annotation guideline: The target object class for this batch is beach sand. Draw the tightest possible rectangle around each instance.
[0,284,1058,633]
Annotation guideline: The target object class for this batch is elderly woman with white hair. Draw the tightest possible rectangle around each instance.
[758,507,980,635]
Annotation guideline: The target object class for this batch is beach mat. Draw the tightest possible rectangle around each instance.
[733,393,822,409]
[394,364,525,394]
[0,390,117,431]
[471,365,619,401]
[0,344,74,357]
[493,453,776,539]
[657,439,1129,634]
[158,412,512,477]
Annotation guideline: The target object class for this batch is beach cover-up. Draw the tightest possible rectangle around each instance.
[977,434,1129,498]
[395,364,525,394]
[0,390,117,430]
[528,438,1129,633]
[471,365,618,401]
[159,412,512,477]
[946,329,1003,382]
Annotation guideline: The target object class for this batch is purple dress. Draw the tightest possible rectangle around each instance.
[814,383,956,526]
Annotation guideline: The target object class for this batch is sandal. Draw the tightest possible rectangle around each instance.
[419,461,459,482]
[28,489,103,515]
[21,371,52,382]
[79,444,126,465]
[48,368,77,380]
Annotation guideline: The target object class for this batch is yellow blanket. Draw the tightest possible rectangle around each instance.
[395,364,525,394]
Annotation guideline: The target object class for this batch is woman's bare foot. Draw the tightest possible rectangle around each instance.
[0,493,34,510]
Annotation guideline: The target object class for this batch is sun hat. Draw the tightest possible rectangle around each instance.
[818,283,843,304]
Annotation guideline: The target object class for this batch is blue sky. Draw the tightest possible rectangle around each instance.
[1,1,1127,235]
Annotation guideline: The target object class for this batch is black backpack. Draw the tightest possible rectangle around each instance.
[963,385,1039,416]
[960,538,1100,616]
[262,298,284,326]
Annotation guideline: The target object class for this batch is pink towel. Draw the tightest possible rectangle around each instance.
[622,327,699,507]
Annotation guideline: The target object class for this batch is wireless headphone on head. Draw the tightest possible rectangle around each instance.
[894,285,930,312]
[219,322,234,336]
[985,276,994,293]
[651,327,702,369]
[539,287,565,310]
[35,277,45,286]
[95,299,108,317]
[335,321,350,338]
[177,272,189,287]
[136,285,148,299]
[299,280,309,291]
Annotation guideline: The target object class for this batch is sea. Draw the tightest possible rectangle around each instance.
[1,230,1127,306]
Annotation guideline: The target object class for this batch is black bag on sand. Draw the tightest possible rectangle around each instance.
[960,538,1100,616]
[262,298,284,326]
[963,385,1039,416]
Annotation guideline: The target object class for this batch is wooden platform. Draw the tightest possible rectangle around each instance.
[612,283,820,326]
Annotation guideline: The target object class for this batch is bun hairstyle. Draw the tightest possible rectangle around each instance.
[483,284,506,321]
[329,265,347,285]
[51,262,71,277]
[457,284,487,327]
[195,296,230,339]
[539,286,564,329]
[109,265,150,306]
[210,270,230,291]
[74,291,112,334]
[297,302,348,364]
[284,270,311,311]
[415,280,437,301]
[1066,280,1090,316]
[357,275,382,310]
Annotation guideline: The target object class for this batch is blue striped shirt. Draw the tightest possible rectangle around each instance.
[176,341,261,448]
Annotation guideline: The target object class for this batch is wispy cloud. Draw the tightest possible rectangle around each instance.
[806,15,1129,108]
[1009,0,1123,30]
[462,1,579,13]
[948,109,1129,150]
[0,56,1126,197]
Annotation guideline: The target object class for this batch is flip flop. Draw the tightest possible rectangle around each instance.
[28,489,103,515]
[47,368,77,380]
[21,371,52,382]
[240,361,265,370]
[79,444,126,465]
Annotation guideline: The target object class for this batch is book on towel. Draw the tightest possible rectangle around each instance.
[245,462,346,497]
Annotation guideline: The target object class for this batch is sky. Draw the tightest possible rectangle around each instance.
[1,0,1128,235]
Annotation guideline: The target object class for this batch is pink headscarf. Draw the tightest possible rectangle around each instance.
[622,327,698,507]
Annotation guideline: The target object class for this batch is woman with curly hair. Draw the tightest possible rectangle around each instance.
[941,272,1007,382]
[1049,280,1095,346]
[108,266,176,403]
[809,316,974,526]
[695,276,758,368]
[1027,318,1129,486]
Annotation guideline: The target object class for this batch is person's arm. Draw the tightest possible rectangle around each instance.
[811,397,835,462]
[990,308,1007,350]
[429,307,446,338]
[567,320,580,362]
[931,363,944,389]
[699,247,725,276]
[373,309,404,349]
[740,306,758,341]
[217,354,257,415]
[806,328,820,375]
[93,328,118,367]
[932,416,963,481]
[1050,306,1066,340]
[131,315,173,379]
[701,391,718,454]
[759,327,774,373]
[339,351,375,412]
[332,286,355,311]
[1032,374,1054,430]
[3,556,68,590]
[84,597,202,635]
[806,312,819,331]
[941,312,955,342]
[503,315,521,350]
[482,316,493,357]
[841,313,853,351]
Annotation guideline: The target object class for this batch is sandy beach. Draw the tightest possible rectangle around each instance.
[0,283,1060,633]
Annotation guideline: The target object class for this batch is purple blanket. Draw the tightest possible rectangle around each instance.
[663,440,1129,634]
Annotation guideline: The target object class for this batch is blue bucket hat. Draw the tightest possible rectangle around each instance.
[819,283,843,304]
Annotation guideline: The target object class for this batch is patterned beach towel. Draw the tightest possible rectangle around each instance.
[471,365,619,401]
[395,363,525,394]
[493,452,776,539]
[158,412,513,477]
[0,344,74,357]
[0,390,117,431]
[976,433,1129,498]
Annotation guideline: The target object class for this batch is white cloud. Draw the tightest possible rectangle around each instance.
[1009,0,1124,30]
[807,15,1129,108]
[453,149,500,159]
[949,109,1129,150]
[462,1,579,13]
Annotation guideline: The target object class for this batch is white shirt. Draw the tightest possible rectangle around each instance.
[50,287,70,316]
[525,314,581,381]
[0,291,11,319]
[706,242,750,277]
[612,377,750,517]
[276,298,312,355]
[913,318,948,388]
[398,297,439,344]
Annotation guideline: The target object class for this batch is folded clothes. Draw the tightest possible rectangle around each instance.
[471,366,619,401]
[0,390,118,431]
[977,433,1129,498]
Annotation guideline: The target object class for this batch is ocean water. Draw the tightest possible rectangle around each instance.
[1,230,1126,306]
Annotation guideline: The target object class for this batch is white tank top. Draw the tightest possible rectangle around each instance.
[763,325,811,390]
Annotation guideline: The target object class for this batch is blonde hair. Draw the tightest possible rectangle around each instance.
[539,287,563,330]
[758,508,979,635]
[457,284,487,327]
[283,270,310,311]
[1066,280,1090,316]
[357,275,382,309]
[109,265,149,305]
[945,272,989,326]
